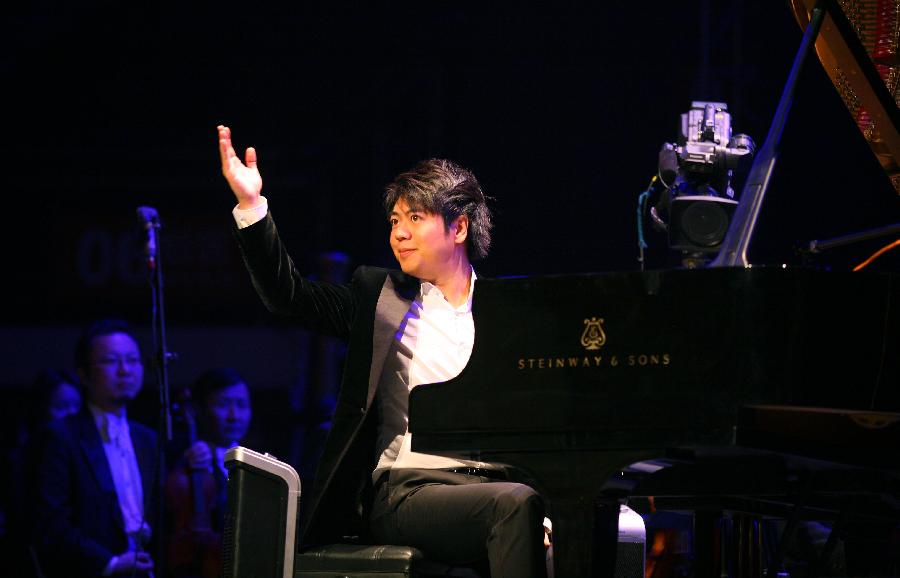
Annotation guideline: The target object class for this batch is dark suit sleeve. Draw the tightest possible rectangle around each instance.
[33,421,116,577]
[234,212,358,339]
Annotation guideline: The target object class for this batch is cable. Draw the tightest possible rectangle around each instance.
[852,238,900,271]
[636,176,658,271]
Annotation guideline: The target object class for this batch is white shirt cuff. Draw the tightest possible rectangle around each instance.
[232,197,269,229]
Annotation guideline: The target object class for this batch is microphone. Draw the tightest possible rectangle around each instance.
[136,206,160,269]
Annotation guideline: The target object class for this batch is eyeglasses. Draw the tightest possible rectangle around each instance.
[91,356,143,368]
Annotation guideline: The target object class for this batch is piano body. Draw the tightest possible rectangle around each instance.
[410,1,900,576]
[409,269,899,576]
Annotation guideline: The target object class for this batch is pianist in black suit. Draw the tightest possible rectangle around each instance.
[218,125,548,578]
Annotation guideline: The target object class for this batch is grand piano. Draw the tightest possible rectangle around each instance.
[409,268,899,576]
[409,1,900,576]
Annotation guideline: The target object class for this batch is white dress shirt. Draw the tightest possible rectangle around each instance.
[373,273,484,478]
[88,404,148,539]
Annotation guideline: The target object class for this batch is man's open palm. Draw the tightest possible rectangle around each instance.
[218,125,263,208]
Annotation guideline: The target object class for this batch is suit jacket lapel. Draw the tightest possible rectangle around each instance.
[368,272,417,409]
[78,411,115,493]
[129,422,156,506]
[77,411,125,532]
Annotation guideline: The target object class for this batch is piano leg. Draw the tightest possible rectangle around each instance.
[734,513,764,578]
[549,497,620,577]
[594,498,620,578]
[693,510,719,577]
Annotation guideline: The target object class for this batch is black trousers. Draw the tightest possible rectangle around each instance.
[369,468,548,578]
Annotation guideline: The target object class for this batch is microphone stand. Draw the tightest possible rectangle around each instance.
[804,222,900,254]
[137,206,175,576]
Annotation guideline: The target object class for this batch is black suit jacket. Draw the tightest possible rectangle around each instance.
[33,408,158,577]
[235,212,419,546]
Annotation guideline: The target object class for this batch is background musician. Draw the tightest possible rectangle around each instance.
[33,318,157,577]
[165,367,252,578]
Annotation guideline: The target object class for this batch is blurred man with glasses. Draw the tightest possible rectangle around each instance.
[32,318,158,577]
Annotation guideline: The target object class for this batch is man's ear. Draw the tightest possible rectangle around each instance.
[453,215,469,245]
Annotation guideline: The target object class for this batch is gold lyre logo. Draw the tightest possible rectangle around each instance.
[581,317,607,350]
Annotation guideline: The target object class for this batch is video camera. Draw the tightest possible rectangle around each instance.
[650,101,755,265]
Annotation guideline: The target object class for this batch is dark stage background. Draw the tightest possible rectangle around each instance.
[2,2,898,463]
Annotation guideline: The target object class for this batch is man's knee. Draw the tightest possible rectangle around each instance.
[492,483,544,521]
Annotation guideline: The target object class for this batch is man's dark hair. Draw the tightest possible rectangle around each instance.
[383,158,493,260]
[73,318,141,372]
[192,367,247,405]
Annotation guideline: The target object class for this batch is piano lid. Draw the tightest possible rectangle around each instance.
[791,0,900,192]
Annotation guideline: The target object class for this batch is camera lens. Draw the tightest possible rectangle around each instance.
[680,201,730,247]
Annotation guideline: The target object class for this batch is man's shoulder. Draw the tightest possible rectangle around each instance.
[49,409,91,434]
[40,411,93,452]
[352,266,418,296]
[350,265,410,285]
[127,417,157,440]
[351,265,396,280]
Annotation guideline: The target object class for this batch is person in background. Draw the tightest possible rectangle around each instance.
[30,369,83,422]
[165,367,252,578]
[2,369,83,577]
[33,318,157,577]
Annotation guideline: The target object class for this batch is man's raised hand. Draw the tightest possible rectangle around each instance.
[218,125,263,209]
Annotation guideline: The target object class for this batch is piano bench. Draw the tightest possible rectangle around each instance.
[295,543,483,578]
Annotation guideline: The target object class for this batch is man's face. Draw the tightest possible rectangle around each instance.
[389,198,465,282]
[204,382,251,447]
[82,332,143,413]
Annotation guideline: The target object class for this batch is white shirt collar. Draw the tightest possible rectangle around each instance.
[88,402,128,442]
[419,268,476,312]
